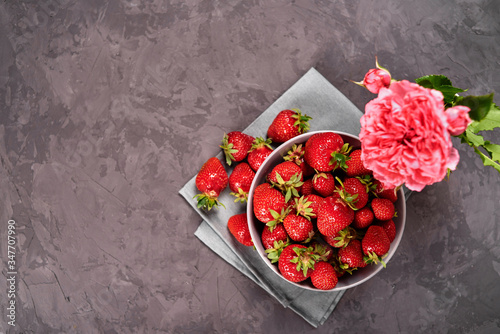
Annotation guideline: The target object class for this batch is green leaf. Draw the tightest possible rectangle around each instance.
[473,146,500,173]
[467,103,500,133]
[484,142,500,161]
[461,129,486,147]
[415,74,466,105]
[454,93,494,122]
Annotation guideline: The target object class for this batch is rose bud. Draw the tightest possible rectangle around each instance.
[445,105,472,136]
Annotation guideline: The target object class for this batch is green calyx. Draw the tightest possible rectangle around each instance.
[293,196,314,220]
[193,193,226,211]
[267,208,289,232]
[220,133,238,166]
[265,239,290,263]
[250,137,273,152]
[272,172,304,203]
[290,246,321,277]
[329,143,352,170]
[332,226,358,248]
[291,109,312,134]
[363,251,387,268]
[230,188,248,203]
[334,176,359,210]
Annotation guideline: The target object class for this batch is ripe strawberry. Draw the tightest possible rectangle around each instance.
[352,206,374,229]
[371,198,395,221]
[372,179,398,203]
[317,195,354,237]
[268,161,304,202]
[194,157,228,210]
[344,149,372,177]
[227,213,253,246]
[228,162,255,203]
[311,242,335,262]
[283,144,315,177]
[362,225,391,267]
[261,224,289,250]
[303,194,324,218]
[338,239,367,270]
[267,109,312,143]
[375,219,396,243]
[247,137,274,172]
[278,244,317,283]
[300,178,315,196]
[220,131,255,165]
[312,172,336,197]
[342,177,369,209]
[310,261,338,290]
[304,132,349,172]
[324,226,357,248]
[283,210,314,242]
[252,183,287,224]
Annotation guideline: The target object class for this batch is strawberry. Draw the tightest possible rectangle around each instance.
[194,157,228,210]
[375,219,396,243]
[312,172,336,197]
[228,162,255,203]
[220,131,255,165]
[362,225,391,267]
[303,194,324,218]
[261,224,289,250]
[352,206,374,229]
[268,161,304,202]
[252,183,287,224]
[338,239,367,271]
[283,144,315,177]
[342,177,369,209]
[304,132,350,172]
[311,242,335,262]
[267,109,312,143]
[247,137,274,172]
[300,178,315,196]
[372,179,398,203]
[324,226,358,248]
[227,213,253,246]
[344,149,372,177]
[317,195,354,237]
[371,198,395,221]
[283,210,314,242]
[310,261,338,290]
[265,238,290,264]
[278,244,318,283]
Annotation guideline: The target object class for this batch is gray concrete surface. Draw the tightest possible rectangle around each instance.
[1,0,499,333]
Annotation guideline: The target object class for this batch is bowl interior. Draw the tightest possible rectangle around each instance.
[247,130,406,291]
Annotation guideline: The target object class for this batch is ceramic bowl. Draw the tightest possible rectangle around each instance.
[247,130,406,291]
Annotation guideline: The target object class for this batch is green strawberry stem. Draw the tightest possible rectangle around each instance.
[193,193,226,211]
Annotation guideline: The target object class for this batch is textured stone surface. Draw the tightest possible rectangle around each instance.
[1,0,499,333]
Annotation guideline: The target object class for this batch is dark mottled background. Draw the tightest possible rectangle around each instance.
[1,0,499,333]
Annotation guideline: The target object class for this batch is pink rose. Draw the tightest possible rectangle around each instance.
[359,80,459,192]
[444,105,472,136]
[362,68,392,94]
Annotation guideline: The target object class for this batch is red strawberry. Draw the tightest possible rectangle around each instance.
[267,109,312,143]
[283,144,315,177]
[362,225,391,267]
[338,239,367,270]
[278,244,317,283]
[228,162,255,203]
[300,178,315,196]
[352,206,374,229]
[227,213,253,246]
[303,194,324,218]
[268,161,304,202]
[283,210,314,242]
[304,132,349,172]
[342,177,369,209]
[311,242,335,262]
[310,261,338,290]
[317,195,354,237]
[220,131,255,165]
[344,149,372,177]
[247,137,274,172]
[312,172,336,197]
[194,157,228,210]
[261,224,289,250]
[324,226,357,248]
[375,219,396,243]
[372,179,398,203]
[252,183,287,224]
[371,198,395,221]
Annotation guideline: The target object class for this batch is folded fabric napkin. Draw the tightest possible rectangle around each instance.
[179,68,409,327]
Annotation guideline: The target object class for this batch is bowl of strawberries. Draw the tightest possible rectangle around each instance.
[247,130,406,291]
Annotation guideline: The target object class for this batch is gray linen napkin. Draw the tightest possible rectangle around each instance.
[179,68,375,327]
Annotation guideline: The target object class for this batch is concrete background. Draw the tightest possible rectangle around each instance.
[1,0,499,333]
